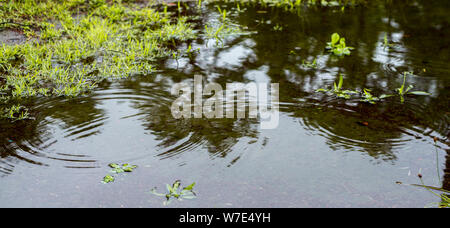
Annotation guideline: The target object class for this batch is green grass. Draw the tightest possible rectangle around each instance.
[0,0,199,120]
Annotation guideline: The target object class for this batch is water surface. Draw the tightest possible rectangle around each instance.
[0,0,449,207]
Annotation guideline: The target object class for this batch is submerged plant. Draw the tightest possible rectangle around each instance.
[326,33,354,56]
[316,74,357,99]
[150,180,196,205]
[395,72,431,103]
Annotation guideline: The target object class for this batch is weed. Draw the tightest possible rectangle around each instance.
[150,180,196,205]
[1,104,30,121]
[360,88,391,104]
[101,163,138,184]
[395,72,431,103]
[316,74,357,99]
[109,163,138,173]
[273,24,283,31]
[102,175,115,184]
[326,33,354,56]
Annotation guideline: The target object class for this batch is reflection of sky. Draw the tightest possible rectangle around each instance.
[372,32,406,67]
[216,39,256,69]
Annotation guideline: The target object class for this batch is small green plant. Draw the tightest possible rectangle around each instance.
[326,33,354,56]
[150,180,196,205]
[101,163,137,184]
[395,72,431,103]
[102,175,115,184]
[301,58,317,69]
[109,163,138,173]
[316,74,357,99]
[360,88,392,104]
[273,24,283,31]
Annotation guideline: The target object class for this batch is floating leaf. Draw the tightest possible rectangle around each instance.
[408,91,431,96]
[316,88,329,93]
[103,163,137,183]
[123,164,137,172]
[112,167,124,173]
[102,175,115,183]
[151,180,197,205]
[109,163,120,169]
[183,182,196,191]
[379,94,393,99]
[331,33,340,45]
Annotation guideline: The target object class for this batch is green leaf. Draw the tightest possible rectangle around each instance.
[342,90,358,94]
[331,33,340,45]
[405,85,414,93]
[150,188,166,197]
[183,182,196,191]
[181,195,196,199]
[108,163,120,168]
[339,38,346,47]
[102,175,115,183]
[408,91,431,96]
[410,184,450,194]
[172,180,181,191]
[338,74,343,90]
[112,167,124,173]
[122,164,137,172]
[379,94,393,99]
[123,167,133,172]
[315,88,329,93]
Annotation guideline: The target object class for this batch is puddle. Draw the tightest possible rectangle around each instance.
[0,0,449,207]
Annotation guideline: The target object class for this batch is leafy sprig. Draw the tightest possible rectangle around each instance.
[150,180,196,205]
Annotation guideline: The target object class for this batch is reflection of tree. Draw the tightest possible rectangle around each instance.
[198,1,450,161]
[0,119,46,175]
[123,75,260,160]
[0,86,107,175]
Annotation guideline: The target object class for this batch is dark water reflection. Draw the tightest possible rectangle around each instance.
[0,0,449,207]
